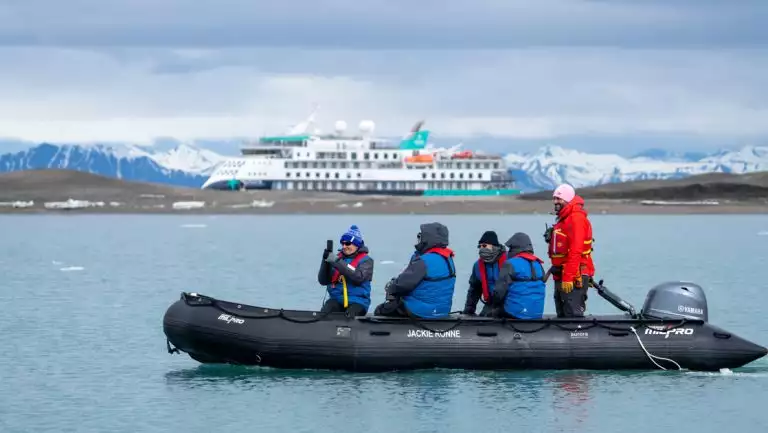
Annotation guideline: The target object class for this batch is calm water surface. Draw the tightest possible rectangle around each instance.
[1,214,767,433]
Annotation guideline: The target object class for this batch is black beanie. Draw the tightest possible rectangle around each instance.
[478,230,500,246]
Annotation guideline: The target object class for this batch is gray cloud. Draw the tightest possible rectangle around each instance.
[1,1,767,152]
[1,46,767,152]
[1,0,766,49]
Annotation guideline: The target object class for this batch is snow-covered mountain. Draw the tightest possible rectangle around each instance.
[0,142,226,188]
[0,141,766,192]
[504,145,768,192]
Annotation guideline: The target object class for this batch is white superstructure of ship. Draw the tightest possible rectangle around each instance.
[201,109,518,196]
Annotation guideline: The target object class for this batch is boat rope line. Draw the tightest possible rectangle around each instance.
[408,316,464,333]
[183,292,344,323]
[501,321,552,334]
[501,318,691,335]
[630,326,683,371]
[178,292,694,334]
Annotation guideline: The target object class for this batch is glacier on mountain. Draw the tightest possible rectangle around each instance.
[0,141,765,192]
[503,145,768,192]
[0,142,225,188]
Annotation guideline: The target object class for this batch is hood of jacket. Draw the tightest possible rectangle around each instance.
[505,232,534,257]
[558,195,587,220]
[415,222,450,253]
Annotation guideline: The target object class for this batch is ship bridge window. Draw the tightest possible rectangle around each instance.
[351,152,357,160]
[364,152,370,160]
[357,173,361,178]
[440,173,445,179]
[450,173,455,179]
[478,173,483,179]
[306,172,310,178]
[421,173,427,179]
[374,153,379,159]
[384,153,389,159]
[347,172,352,179]
[459,173,464,179]
[325,172,330,179]
[392,153,397,159]
[334,172,340,179]
[316,172,321,178]
[493,162,499,169]
[287,172,291,178]
[468,173,473,179]
[353,162,360,169]
[431,173,436,179]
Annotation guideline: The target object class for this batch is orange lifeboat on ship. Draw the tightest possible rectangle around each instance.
[404,154,434,164]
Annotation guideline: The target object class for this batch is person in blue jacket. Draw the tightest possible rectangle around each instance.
[317,225,374,317]
[373,222,456,319]
[490,232,546,319]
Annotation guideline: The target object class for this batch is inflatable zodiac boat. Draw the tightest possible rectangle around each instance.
[162,280,767,372]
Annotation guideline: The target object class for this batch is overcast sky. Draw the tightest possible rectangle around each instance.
[1,0,767,155]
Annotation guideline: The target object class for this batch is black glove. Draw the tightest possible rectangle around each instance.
[384,278,396,300]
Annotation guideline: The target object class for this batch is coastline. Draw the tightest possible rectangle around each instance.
[2,194,767,215]
[1,169,766,215]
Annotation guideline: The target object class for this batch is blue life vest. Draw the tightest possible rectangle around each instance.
[403,248,456,318]
[503,254,546,319]
[327,253,372,311]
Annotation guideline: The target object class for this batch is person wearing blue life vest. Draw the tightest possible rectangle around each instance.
[462,230,508,317]
[317,225,374,317]
[490,232,547,319]
[373,222,456,319]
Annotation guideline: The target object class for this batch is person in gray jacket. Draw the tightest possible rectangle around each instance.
[373,222,457,318]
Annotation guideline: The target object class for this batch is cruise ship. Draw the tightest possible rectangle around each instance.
[201,111,518,196]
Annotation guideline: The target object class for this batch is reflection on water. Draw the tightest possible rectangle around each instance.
[165,366,602,426]
[163,363,768,432]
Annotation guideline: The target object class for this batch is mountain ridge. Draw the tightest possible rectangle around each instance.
[1,141,767,192]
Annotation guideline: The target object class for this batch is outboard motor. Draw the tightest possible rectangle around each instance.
[641,281,709,322]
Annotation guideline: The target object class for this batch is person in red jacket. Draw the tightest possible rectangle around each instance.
[546,183,595,317]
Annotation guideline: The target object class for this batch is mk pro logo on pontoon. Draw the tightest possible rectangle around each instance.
[644,327,694,338]
[217,314,245,325]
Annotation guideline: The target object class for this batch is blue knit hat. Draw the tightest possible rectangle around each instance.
[340,225,364,247]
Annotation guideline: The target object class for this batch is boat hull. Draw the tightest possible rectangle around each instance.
[163,292,767,372]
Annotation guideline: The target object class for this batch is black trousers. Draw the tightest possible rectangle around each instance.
[321,298,367,317]
[554,275,590,318]
[373,298,411,317]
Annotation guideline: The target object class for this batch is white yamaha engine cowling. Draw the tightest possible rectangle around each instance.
[641,281,709,322]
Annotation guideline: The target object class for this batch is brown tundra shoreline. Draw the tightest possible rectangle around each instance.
[0,169,766,215]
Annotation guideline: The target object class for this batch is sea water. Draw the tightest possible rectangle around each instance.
[1,214,767,433]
